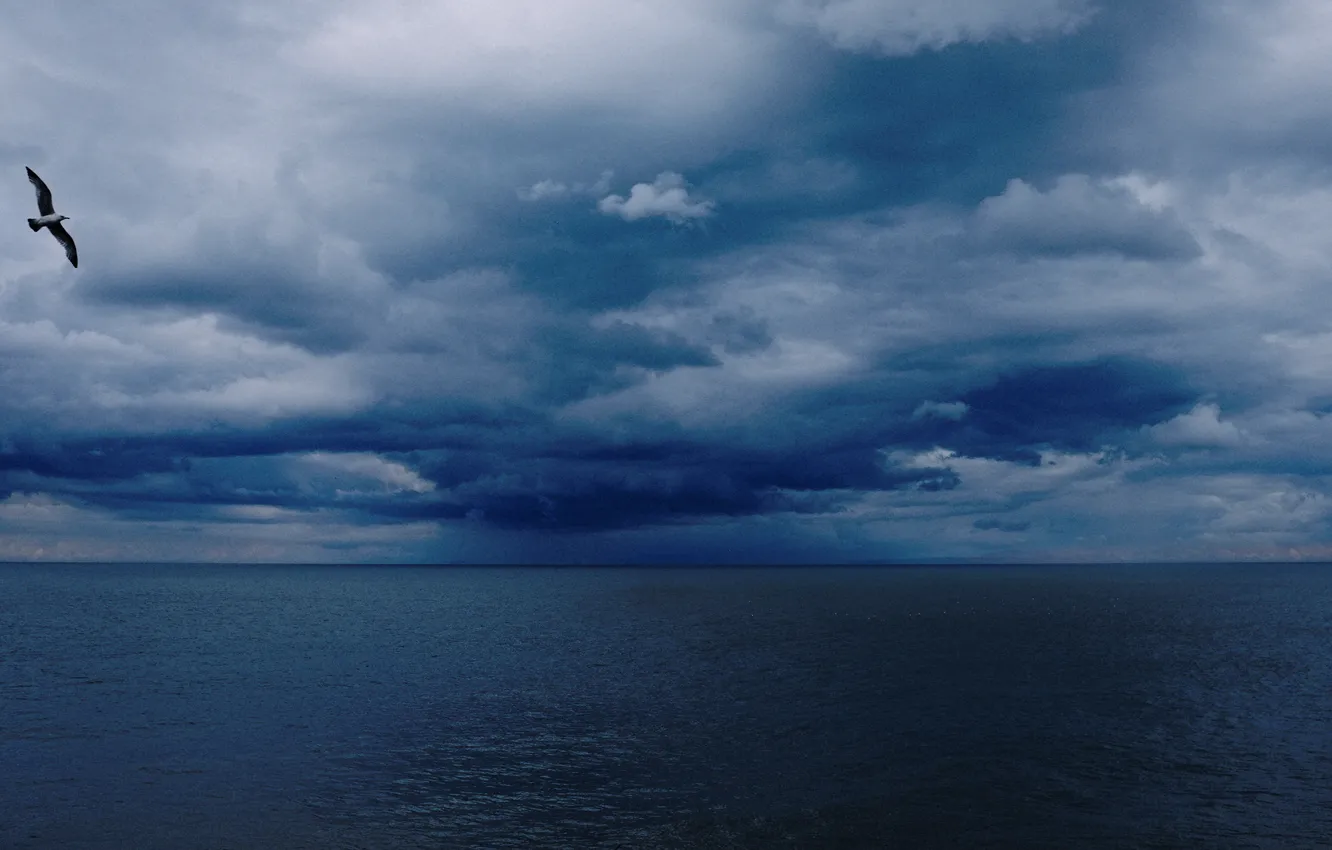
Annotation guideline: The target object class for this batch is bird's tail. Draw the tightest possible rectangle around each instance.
[27,218,40,232]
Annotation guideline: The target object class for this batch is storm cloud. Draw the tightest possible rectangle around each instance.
[1,0,1330,563]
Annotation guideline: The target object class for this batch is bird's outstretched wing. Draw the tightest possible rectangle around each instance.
[47,222,77,268]
[26,167,54,216]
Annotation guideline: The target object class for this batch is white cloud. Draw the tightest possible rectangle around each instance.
[518,170,614,202]
[598,172,715,223]
[560,337,857,428]
[973,174,1200,259]
[1147,403,1246,449]
[849,450,1332,562]
[0,311,378,431]
[181,374,365,419]
[518,179,570,202]
[777,0,1092,55]
[291,0,781,119]
[298,452,436,495]
[1201,481,1328,536]
[112,357,374,425]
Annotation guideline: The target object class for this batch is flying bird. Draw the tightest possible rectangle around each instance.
[25,167,77,268]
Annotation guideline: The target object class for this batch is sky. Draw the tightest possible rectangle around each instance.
[3,0,1332,564]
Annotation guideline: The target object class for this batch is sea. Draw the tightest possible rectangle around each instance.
[2,562,1331,849]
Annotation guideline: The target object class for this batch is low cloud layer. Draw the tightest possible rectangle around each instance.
[1,1,1331,563]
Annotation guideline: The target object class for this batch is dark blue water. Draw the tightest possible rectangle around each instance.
[2,563,1331,849]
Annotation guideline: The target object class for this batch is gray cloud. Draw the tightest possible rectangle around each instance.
[2,0,1332,563]
[971,174,1202,260]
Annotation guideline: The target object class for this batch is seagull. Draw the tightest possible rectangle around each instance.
[25,167,77,268]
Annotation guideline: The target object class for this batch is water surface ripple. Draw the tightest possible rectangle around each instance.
[2,563,1331,848]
